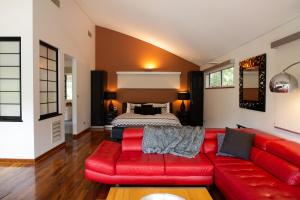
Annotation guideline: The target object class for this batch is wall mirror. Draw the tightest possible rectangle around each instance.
[239,54,266,112]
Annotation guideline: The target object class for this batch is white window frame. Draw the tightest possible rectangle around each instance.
[0,37,22,122]
[205,65,234,89]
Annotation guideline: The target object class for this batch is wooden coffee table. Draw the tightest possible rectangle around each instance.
[106,187,213,200]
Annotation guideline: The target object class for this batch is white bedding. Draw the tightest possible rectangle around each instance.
[111,113,182,127]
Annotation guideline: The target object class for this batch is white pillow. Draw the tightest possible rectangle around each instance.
[126,103,142,113]
[126,103,131,113]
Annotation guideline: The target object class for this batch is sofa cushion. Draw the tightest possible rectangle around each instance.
[85,140,121,175]
[220,128,255,160]
[251,147,300,186]
[207,152,252,166]
[215,163,300,200]
[267,140,300,168]
[116,152,164,175]
[164,153,213,176]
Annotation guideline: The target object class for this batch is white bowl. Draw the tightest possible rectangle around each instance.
[140,193,185,200]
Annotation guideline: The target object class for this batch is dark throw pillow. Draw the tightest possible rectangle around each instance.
[134,105,161,115]
[141,105,154,115]
[134,106,142,114]
[153,107,162,114]
[219,127,255,160]
[216,133,234,157]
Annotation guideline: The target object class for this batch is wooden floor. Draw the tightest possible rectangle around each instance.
[0,130,225,200]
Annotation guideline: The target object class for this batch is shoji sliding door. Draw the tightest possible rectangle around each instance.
[0,37,21,121]
[39,41,59,120]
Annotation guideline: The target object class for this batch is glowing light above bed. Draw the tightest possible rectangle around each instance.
[144,62,157,70]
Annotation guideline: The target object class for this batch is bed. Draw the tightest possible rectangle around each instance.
[111,102,182,140]
[112,112,181,127]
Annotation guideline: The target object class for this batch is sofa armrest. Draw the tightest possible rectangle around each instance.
[122,138,143,152]
[123,128,144,139]
[85,140,121,175]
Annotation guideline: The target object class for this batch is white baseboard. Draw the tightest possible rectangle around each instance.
[104,125,113,130]
[90,126,104,129]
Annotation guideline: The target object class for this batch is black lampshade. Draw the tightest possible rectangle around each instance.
[104,91,117,100]
[177,92,190,100]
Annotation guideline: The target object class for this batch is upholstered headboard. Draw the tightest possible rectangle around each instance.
[122,102,173,113]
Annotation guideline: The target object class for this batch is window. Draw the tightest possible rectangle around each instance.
[222,67,234,86]
[206,67,234,88]
[0,37,22,121]
[39,41,59,120]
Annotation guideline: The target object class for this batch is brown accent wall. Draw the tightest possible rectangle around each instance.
[95,26,200,112]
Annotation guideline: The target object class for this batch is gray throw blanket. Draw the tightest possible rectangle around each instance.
[142,126,204,158]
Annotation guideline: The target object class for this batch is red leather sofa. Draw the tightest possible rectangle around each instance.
[85,128,300,199]
[204,128,300,200]
[85,128,214,185]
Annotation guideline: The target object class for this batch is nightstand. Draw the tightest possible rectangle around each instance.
[176,111,190,125]
[105,110,118,125]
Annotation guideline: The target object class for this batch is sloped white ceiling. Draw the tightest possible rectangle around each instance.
[75,0,300,65]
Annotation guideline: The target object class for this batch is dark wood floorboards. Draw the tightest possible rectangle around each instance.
[0,130,225,200]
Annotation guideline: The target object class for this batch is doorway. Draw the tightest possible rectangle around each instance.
[64,54,75,135]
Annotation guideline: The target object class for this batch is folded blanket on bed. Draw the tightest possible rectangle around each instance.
[142,126,204,158]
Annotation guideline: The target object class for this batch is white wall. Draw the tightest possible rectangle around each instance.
[203,16,300,143]
[273,40,300,135]
[0,0,35,159]
[75,61,92,133]
[33,0,95,157]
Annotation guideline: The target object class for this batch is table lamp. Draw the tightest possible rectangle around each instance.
[104,91,117,112]
[177,92,190,112]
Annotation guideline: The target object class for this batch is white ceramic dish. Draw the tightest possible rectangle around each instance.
[140,193,185,200]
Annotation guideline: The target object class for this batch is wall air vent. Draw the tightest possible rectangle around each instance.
[52,120,62,144]
[51,0,60,8]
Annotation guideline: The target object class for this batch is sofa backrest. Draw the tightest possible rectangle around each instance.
[122,127,282,153]
[267,140,300,167]
[238,129,280,150]
[122,127,220,153]
[202,128,281,154]
[202,128,225,153]
[122,127,212,152]
[251,144,300,186]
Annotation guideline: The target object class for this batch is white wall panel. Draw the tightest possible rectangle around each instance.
[117,72,181,89]
[0,0,35,159]
[33,0,95,158]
